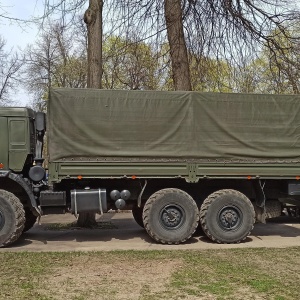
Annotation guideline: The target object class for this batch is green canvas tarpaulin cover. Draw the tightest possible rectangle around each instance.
[48,88,300,163]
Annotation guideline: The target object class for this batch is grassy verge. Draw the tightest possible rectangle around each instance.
[0,248,299,300]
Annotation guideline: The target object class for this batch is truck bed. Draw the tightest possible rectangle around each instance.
[47,88,300,182]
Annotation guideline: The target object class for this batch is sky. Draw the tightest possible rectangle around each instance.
[0,0,42,49]
[1,1,44,106]
[0,1,90,107]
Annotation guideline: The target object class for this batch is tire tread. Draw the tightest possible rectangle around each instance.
[0,189,25,247]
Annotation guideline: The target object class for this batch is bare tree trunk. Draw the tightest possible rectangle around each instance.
[84,0,103,89]
[77,0,103,227]
[164,0,191,91]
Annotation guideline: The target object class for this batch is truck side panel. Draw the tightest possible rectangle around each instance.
[48,161,300,183]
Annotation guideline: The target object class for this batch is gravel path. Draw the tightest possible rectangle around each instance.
[1,212,300,252]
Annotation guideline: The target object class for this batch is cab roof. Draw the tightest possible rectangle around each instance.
[0,107,35,118]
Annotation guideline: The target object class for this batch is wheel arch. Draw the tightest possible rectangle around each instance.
[0,171,40,216]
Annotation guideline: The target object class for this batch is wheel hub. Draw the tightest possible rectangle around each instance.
[160,205,184,229]
[218,206,242,231]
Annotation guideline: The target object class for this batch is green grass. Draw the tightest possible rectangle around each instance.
[0,248,299,300]
[171,249,293,299]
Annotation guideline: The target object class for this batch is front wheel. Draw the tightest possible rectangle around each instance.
[200,189,255,244]
[0,190,25,247]
[143,188,199,244]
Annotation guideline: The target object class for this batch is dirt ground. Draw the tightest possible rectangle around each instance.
[1,212,299,252]
[44,256,183,300]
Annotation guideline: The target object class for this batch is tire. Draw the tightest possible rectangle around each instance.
[132,204,144,228]
[200,189,255,244]
[0,189,25,247]
[23,208,37,232]
[143,188,199,244]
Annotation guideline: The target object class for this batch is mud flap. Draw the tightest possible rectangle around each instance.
[252,180,266,223]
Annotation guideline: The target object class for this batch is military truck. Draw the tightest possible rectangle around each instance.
[1,88,300,247]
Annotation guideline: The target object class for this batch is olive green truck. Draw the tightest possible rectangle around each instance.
[1,88,300,247]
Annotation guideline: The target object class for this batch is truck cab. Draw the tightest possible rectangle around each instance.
[0,107,36,173]
[0,107,45,247]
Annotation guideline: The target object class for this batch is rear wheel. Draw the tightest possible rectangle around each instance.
[0,189,25,247]
[200,189,255,243]
[143,188,199,244]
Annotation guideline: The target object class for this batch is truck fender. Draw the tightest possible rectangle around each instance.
[0,171,41,217]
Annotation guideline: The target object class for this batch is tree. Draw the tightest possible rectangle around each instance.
[42,1,300,92]
[258,26,300,94]
[25,23,87,110]
[164,0,191,90]
[231,25,300,94]
[189,55,233,92]
[84,0,103,89]
[0,36,23,105]
[102,36,161,90]
[109,0,300,91]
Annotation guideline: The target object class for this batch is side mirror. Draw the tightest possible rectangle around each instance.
[35,112,46,132]
[35,112,46,162]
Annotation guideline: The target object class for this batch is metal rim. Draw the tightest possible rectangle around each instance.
[159,204,185,230]
[0,209,5,231]
[217,205,243,231]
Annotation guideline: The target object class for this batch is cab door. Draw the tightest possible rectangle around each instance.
[8,118,28,171]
